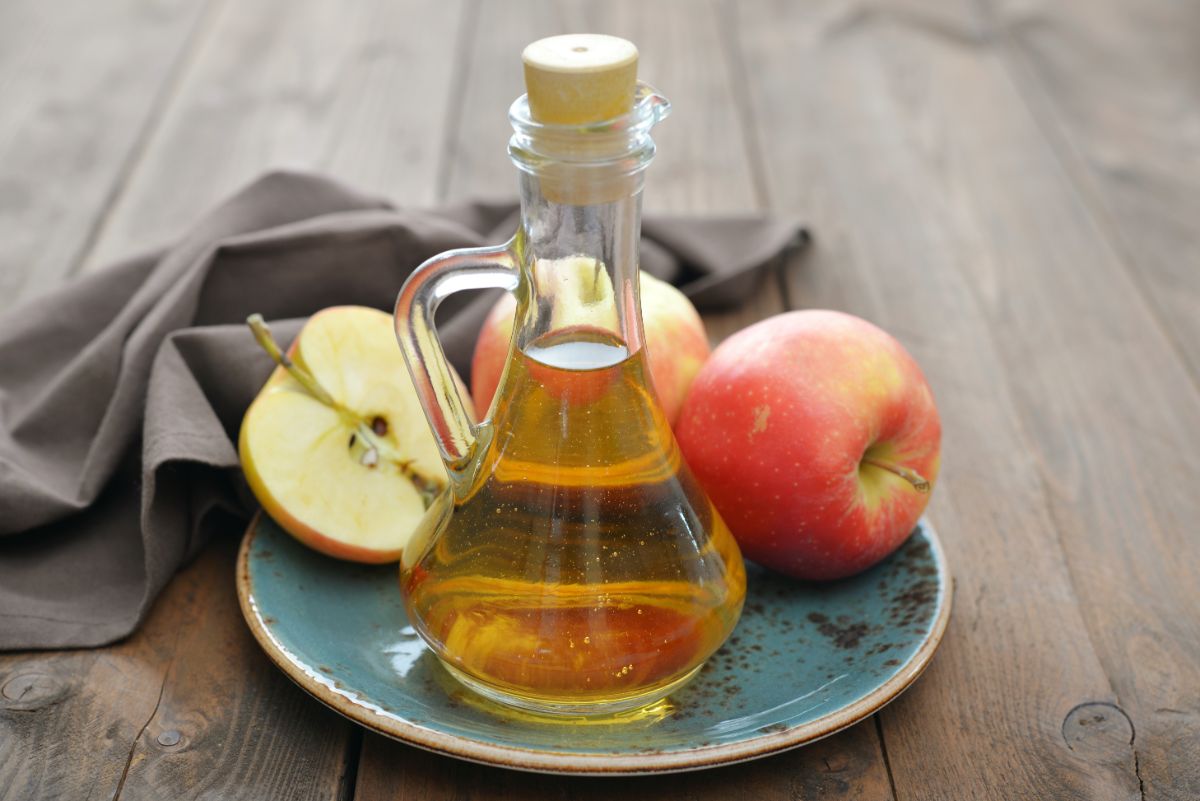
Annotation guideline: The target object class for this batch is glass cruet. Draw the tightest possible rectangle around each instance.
[394,34,745,716]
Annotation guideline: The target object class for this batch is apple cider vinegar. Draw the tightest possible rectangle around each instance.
[393,34,745,715]
[400,329,745,714]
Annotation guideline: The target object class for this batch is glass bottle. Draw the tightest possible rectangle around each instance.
[394,36,745,716]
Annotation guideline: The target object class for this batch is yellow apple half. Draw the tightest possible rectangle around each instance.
[239,306,465,563]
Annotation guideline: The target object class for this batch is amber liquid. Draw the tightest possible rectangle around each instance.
[400,329,746,714]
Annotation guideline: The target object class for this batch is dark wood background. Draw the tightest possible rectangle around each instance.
[2,0,1197,798]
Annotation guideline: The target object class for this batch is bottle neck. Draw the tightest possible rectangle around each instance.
[505,83,669,364]
[512,170,646,360]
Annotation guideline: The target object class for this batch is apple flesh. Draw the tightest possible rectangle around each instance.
[675,310,941,580]
[471,268,710,424]
[239,306,467,563]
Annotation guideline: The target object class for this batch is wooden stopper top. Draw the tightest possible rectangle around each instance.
[522,35,639,125]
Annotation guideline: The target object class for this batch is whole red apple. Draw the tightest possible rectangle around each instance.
[675,310,941,580]
[472,270,710,424]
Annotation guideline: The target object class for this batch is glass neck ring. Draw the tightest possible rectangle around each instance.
[504,84,671,360]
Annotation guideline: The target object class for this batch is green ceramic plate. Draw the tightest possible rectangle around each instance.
[237,513,951,775]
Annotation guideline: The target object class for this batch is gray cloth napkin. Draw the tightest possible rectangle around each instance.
[0,171,804,650]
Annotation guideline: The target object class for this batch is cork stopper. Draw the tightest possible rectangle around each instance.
[522,35,638,125]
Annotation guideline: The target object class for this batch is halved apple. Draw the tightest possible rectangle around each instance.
[239,306,466,563]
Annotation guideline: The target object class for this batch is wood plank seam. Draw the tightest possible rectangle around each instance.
[971,0,1200,398]
[864,151,1144,791]
[714,0,771,212]
[714,13,907,791]
[720,0,896,791]
[735,2,1153,792]
[435,0,482,205]
[1005,393,1127,720]
[965,5,1193,794]
[873,716,900,801]
[111,624,185,800]
[67,0,230,281]
[338,726,365,801]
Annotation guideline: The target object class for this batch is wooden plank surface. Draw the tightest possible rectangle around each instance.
[573,0,764,216]
[730,1,1149,797]
[0,0,213,308]
[985,0,1200,381]
[109,538,358,801]
[78,0,469,796]
[355,716,894,801]
[0,522,355,801]
[438,0,559,202]
[1,519,200,801]
[440,0,761,214]
[1,2,465,800]
[729,0,1200,796]
[2,0,1199,798]
[82,0,465,271]
[970,2,1200,795]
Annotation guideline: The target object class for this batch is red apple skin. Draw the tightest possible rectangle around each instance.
[471,295,516,419]
[675,310,941,581]
[640,275,713,425]
[470,273,710,424]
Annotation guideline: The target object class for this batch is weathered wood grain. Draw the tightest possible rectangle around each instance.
[437,0,563,201]
[440,0,761,216]
[0,536,356,801]
[979,2,1200,795]
[572,0,763,215]
[0,532,212,801]
[857,0,1200,794]
[355,2,892,798]
[2,2,468,799]
[112,536,356,801]
[986,12,1200,790]
[984,0,1200,382]
[4,0,1199,797]
[82,0,465,271]
[731,0,1150,797]
[355,717,894,801]
[92,1,468,797]
[0,0,213,308]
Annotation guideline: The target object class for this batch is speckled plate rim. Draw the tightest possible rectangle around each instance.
[236,512,952,775]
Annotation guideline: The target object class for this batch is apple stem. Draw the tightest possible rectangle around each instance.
[246,314,445,505]
[861,457,931,493]
[247,314,339,408]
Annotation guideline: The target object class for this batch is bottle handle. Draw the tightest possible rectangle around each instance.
[394,240,519,477]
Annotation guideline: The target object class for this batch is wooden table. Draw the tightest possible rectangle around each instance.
[2,0,1197,798]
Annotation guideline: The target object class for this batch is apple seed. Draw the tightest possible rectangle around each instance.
[247,313,444,506]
